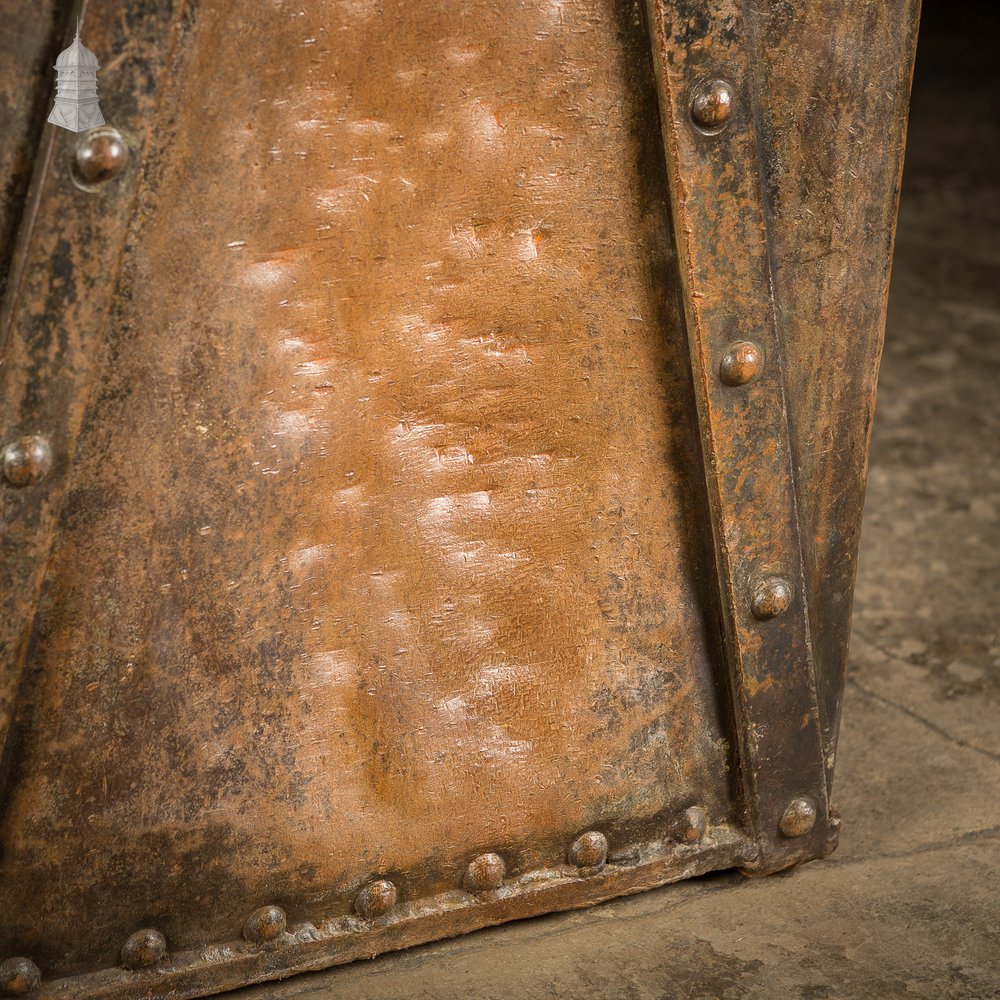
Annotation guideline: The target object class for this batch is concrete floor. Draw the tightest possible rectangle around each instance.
[236,13,1000,1000]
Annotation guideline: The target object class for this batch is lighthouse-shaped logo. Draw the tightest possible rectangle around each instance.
[48,20,105,132]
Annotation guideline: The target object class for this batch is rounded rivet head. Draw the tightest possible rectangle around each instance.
[463,853,506,894]
[354,879,397,919]
[0,958,41,996]
[780,796,818,838]
[719,341,763,386]
[2,437,52,488]
[120,929,167,970]
[242,904,287,944]
[750,576,793,620]
[674,805,708,844]
[691,79,734,132]
[73,126,128,187]
[568,830,608,869]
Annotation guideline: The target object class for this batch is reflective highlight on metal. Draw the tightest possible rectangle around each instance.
[690,79,734,132]
[242,906,286,945]
[568,832,609,870]
[750,577,794,621]
[72,126,128,187]
[0,958,41,997]
[354,881,398,920]
[674,806,708,844]
[719,342,763,386]
[463,853,506,894]
[780,797,819,838]
[1,437,51,488]
[119,930,166,971]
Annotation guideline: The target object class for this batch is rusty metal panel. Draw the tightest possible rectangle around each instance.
[746,0,923,784]
[0,0,63,301]
[0,1,918,998]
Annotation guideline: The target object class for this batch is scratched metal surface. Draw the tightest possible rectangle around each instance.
[0,0,61,301]
[745,0,922,784]
[0,0,184,762]
[0,0,734,976]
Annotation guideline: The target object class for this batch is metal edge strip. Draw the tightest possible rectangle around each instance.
[0,0,189,771]
[642,0,836,871]
[33,831,752,999]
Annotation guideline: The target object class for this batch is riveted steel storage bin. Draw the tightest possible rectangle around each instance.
[0,1,919,997]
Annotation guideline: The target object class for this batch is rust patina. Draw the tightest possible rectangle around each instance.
[0,1,919,997]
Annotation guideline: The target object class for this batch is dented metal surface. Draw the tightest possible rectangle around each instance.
[0,0,918,997]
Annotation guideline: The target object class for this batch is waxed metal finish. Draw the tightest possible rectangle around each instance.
[0,0,919,998]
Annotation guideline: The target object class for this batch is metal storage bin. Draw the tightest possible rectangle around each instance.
[0,1,919,996]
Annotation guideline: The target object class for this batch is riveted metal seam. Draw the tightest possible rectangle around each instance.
[18,830,754,1000]
[641,0,832,870]
[0,0,191,798]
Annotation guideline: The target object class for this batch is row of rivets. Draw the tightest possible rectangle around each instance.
[691,79,818,842]
[0,132,129,495]
[0,816,731,993]
[0,118,126,1000]
[691,83,795,628]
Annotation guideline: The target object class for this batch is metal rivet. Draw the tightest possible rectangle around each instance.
[719,341,763,386]
[242,904,287,944]
[0,958,41,997]
[674,805,708,844]
[567,830,608,869]
[2,437,52,488]
[354,879,397,919]
[120,929,167,970]
[691,79,734,132]
[750,576,793,620]
[780,796,818,838]
[463,853,506,894]
[72,126,128,187]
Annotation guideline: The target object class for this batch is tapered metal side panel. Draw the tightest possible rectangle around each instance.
[745,1,922,786]
[0,0,187,758]
[0,1,917,997]
[0,0,63,304]
[642,0,833,871]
